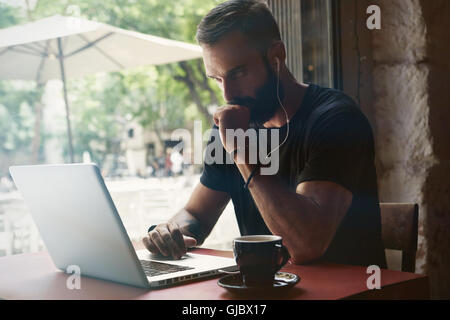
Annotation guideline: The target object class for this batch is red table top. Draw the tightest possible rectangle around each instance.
[0,246,429,300]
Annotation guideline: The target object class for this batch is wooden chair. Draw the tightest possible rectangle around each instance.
[379,203,419,273]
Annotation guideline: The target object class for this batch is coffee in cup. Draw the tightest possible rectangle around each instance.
[233,235,290,287]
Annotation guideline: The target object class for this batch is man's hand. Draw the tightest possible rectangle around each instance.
[213,104,250,154]
[142,222,197,259]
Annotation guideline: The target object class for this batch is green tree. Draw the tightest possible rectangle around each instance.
[0,2,21,28]
[0,81,45,175]
[30,0,224,125]
[0,3,45,175]
[1,0,224,167]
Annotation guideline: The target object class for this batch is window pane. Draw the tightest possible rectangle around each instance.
[268,0,303,83]
[268,0,336,87]
[301,0,334,87]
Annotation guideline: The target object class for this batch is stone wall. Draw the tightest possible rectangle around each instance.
[368,0,450,298]
[418,0,450,300]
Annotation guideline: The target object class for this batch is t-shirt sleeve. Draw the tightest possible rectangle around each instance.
[296,108,375,194]
[199,125,231,193]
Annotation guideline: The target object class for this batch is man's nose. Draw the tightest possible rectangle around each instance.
[222,79,238,104]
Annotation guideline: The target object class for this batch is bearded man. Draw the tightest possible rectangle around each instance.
[142,0,387,268]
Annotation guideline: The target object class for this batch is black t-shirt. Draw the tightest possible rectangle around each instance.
[200,84,387,268]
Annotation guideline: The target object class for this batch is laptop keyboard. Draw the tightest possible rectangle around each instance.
[139,259,195,277]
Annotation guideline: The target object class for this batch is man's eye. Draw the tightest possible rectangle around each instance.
[230,70,245,79]
[207,75,222,83]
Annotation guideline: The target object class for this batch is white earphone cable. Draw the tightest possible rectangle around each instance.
[265,59,290,160]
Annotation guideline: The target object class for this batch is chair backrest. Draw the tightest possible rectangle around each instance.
[379,203,419,273]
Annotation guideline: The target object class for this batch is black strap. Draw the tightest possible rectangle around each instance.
[243,165,259,190]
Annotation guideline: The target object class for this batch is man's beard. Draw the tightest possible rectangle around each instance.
[228,58,284,127]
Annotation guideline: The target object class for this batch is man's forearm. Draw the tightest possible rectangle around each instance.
[235,161,327,263]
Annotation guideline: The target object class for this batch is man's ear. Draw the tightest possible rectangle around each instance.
[267,40,286,70]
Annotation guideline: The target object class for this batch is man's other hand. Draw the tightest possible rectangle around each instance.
[213,104,250,154]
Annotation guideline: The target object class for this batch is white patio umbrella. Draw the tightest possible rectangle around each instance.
[0,14,202,162]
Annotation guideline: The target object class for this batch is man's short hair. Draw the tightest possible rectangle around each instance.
[196,0,281,53]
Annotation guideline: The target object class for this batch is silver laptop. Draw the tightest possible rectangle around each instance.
[9,163,236,289]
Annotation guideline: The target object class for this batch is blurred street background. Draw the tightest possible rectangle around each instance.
[0,0,240,256]
[0,173,240,256]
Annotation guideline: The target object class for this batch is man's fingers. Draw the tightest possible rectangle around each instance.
[149,229,170,256]
[168,222,186,258]
[183,235,197,248]
[144,223,197,259]
[142,236,159,255]
[213,112,220,126]
[156,226,180,258]
[213,107,228,126]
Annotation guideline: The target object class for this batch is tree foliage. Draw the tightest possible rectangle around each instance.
[0,0,224,171]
